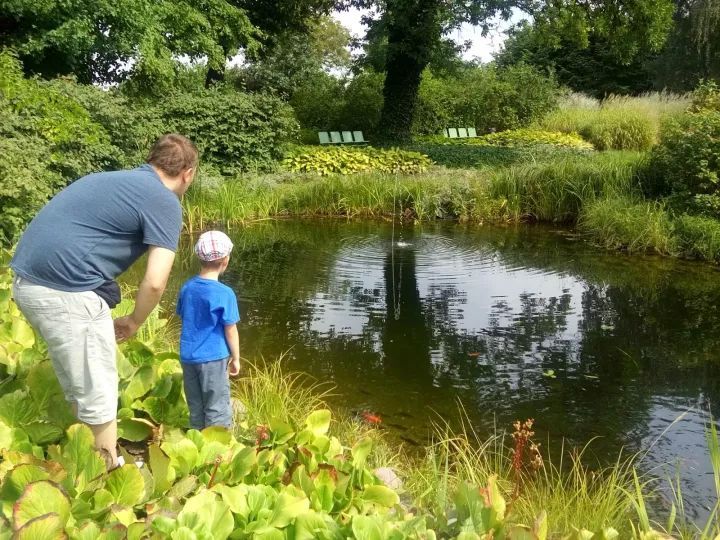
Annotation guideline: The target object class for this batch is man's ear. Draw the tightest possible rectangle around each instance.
[183,167,196,184]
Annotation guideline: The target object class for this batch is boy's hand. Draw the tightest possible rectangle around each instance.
[228,358,241,377]
[114,316,140,342]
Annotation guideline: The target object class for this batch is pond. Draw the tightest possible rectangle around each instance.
[164,219,720,520]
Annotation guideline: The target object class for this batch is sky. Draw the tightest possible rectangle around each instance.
[332,7,527,63]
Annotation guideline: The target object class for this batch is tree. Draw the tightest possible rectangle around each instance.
[0,0,258,88]
[349,0,675,141]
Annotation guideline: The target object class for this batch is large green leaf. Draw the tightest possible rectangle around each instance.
[0,464,50,502]
[161,438,199,477]
[351,438,373,469]
[26,361,64,411]
[293,511,335,540]
[139,397,188,427]
[361,485,399,508]
[11,318,35,349]
[13,481,71,529]
[23,422,64,445]
[0,419,11,451]
[227,446,256,484]
[71,521,101,540]
[117,418,154,442]
[211,484,249,516]
[351,515,384,540]
[268,487,310,528]
[13,513,66,539]
[124,365,155,402]
[304,410,331,436]
[179,490,233,540]
[148,444,176,497]
[0,389,39,427]
[105,465,145,506]
[49,424,106,493]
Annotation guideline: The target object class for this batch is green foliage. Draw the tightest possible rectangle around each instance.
[160,88,298,173]
[283,146,432,176]
[413,66,560,136]
[648,110,720,203]
[336,71,386,135]
[691,80,720,112]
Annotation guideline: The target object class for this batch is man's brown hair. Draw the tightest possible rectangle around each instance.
[147,134,198,176]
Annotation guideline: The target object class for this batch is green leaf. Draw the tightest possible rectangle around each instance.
[13,513,66,540]
[361,485,399,508]
[304,409,331,436]
[227,446,256,484]
[23,422,64,445]
[0,464,50,503]
[26,362,64,411]
[351,515,384,540]
[124,365,155,402]
[162,438,199,477]
[171,527,198,540]
[0,419,12,450]
[13,481,71,529]
[179,490,233,539]
[351,438,373,468]
[0,389,39,427]
[167,476,198,499]
[11,318,35,348]
[268,488,310,528]
[51,424,106,493]
[105,465,145,506]
[201,426,232,445]
[72,521,101,540]
[148,444,176,497]
[294,511,335,540]
[117,418,154,442]
[211,484,249,516]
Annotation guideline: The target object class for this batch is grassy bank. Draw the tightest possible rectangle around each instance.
[185,151,645,228]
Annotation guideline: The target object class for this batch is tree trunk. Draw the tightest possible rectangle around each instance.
[377,0,439,143]
[205,64,225,87]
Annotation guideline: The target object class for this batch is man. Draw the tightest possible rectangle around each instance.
[11,133,197,467]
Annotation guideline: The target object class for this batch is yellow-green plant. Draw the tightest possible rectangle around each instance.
[283,146,432,176]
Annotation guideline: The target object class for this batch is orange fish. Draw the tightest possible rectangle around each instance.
[361,411,382,424]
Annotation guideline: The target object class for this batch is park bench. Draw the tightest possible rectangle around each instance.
[318,131,368,145]
[443,127,478,139]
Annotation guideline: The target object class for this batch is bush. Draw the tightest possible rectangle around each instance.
[283,146,432,175]
[690,80,720,112]
[160,88,298,173]
[290,71,345,132]
[335,71,385,136]
[413,64,559,135]
[419,129,594,150]
[648,111,720,201]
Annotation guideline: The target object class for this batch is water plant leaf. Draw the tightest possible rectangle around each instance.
[105,465,145,506]
[13,512,66,539]
[211,484,249,516]
[117,418,154,442]
[72,521,101,540]
[124,365,155,402]
[13,480,70,529]
[167,475,198,499]
[305,409,331,436]
[201,426,233,445]
[361,485,399,508]
[0,464,50,502]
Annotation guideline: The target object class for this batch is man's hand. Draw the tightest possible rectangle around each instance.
[228,358,241,377]
[114,316,140,342]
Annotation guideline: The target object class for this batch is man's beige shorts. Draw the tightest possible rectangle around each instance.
[12,276,118,425]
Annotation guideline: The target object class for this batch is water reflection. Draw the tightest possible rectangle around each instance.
[162,219,720,519]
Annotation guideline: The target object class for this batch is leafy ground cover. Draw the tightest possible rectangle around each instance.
[282,146,432,176]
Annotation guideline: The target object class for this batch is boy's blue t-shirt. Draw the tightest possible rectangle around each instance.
[176,276,240,364]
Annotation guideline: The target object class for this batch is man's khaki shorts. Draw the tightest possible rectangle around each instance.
[12,276,118,425]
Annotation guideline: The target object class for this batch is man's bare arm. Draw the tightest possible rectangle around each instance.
[114,246,175,341]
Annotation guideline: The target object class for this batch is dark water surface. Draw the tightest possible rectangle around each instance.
[167,219,720,519]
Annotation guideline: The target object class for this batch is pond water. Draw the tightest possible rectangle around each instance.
[166,219,720,520]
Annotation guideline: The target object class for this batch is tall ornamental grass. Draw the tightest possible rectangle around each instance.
[539,92,690,151]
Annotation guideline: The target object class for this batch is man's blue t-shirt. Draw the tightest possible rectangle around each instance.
[11,164,182,291]
[176,276,240,364]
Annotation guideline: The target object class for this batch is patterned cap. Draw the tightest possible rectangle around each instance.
[194,231,234,262]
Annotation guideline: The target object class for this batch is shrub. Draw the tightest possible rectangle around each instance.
[419,129,594,150]
[413,65,559,135]
[648,111,720,201]
[160,88,298,173]
[283,146,432,175]
[690,80,720,112]
[335,71,385,136]
[290,71,345,132]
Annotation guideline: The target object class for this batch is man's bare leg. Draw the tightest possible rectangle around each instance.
[72,402,118,468]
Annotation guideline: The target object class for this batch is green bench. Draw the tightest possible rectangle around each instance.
[318,131,368,145]
[444,127,478,139]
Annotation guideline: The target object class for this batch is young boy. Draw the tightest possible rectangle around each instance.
[176,230,241,430]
